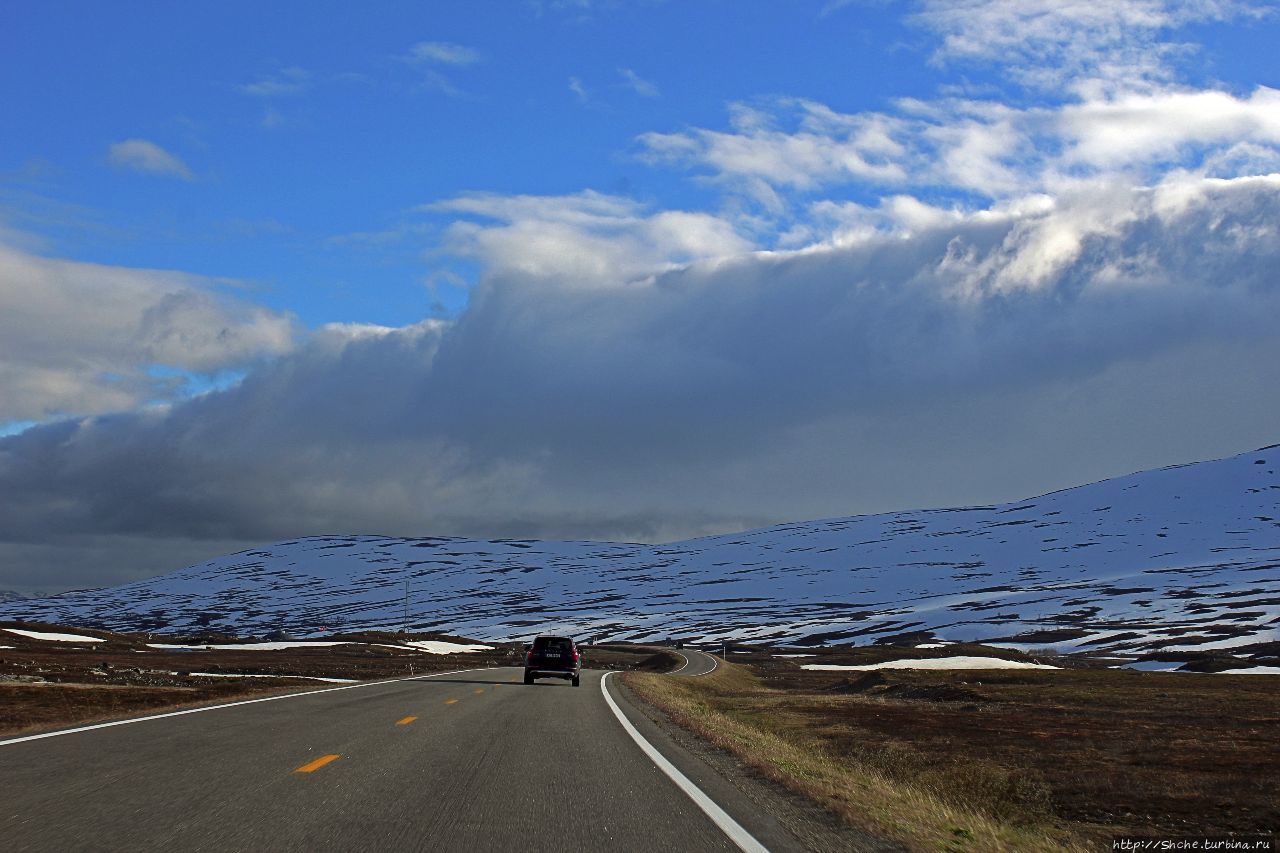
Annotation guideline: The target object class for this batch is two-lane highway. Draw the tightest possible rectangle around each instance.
[671,649,721,677]
[0,665,796,852]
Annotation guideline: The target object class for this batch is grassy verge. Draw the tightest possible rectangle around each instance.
[625,662,1086,852]
[0,681,308,737]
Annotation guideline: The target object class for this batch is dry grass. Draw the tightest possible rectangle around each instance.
[627,663,1084,852]
[628,653,1280,851]
[763,666,1280,840]
[0,682,299,737]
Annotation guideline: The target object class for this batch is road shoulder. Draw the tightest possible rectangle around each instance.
[604,670,901,853]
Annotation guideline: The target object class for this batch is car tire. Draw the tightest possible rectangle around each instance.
[524,672,534,685]
[572,675,580,687]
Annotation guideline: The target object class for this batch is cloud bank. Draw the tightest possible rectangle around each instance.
[2,0,1278,593]
[3,171,1278,591]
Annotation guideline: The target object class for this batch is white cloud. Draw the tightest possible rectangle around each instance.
[418,69,466,98]
[1055,87,1280,169]
[819,0,859,16]
[641,100,913,212]
[0,244,295,422]
[619,68,659,98]
[409,41,482,66]
[424,190,754,282]
[238,66,310,97]
[912,0,1270,93]
[568,76,589,103]
[640,87,1280,221]
[404,41,482,97]
[106,139,194,180]
[261,107,286,129]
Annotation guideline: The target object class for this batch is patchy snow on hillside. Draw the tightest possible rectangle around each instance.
[803,656,1059,671]
[147,641,348,651]
[3,446,1278,656]
[145,639,493,654]
[1214,666,1280,675]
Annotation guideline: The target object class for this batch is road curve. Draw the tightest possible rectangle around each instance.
[671,648,721,677]
[0,666,804,852]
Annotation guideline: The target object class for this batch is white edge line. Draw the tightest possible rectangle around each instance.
[601,672,769,853]
[671,651,691,675]
[671,649,718,677]
[0,667,495,748]
[695,651,719,676]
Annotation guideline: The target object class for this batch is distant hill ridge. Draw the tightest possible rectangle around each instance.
[3,445,1278,655]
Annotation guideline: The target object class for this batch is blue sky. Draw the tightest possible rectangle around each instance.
[2,1,1280,592]
[4,2,1276,337]
[5,1,931,331]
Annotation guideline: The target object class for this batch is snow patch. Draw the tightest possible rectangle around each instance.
[1214,666,1280,675]
[398,640,493,654]
[187,672,358,682]
[802,656,1058,671]
[148,641,348,651]
[146,639,491,654]
[1160,635,1275,654]
[1116,660,1186,672]
[4,628,105,644]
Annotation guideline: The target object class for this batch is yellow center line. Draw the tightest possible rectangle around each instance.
[396,716,417,726]
[294,754,340,774]
[473,688,485,695]
[444,698,458,705]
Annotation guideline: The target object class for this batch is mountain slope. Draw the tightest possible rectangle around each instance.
[4,446,1278,655]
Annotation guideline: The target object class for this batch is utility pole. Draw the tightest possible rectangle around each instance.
[403,578,410,637]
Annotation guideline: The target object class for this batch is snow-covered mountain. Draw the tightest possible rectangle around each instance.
[4,446,1278,655]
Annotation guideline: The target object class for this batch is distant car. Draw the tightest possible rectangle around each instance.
[524,635,581,686]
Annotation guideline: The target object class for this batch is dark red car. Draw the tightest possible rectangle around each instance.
[524,635,581,686]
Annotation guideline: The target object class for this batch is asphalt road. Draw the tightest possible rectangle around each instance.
[0,664,804,853]
[671,649,721,677]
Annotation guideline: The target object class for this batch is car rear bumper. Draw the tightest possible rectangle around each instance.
[525,667,579,678]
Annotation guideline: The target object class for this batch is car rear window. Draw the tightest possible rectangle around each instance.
[534,636,572,651]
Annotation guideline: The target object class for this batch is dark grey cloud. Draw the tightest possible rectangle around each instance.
[2,175,1278,594]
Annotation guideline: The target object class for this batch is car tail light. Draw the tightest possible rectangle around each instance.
[572,648,580,662]
[526,649,534,662]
